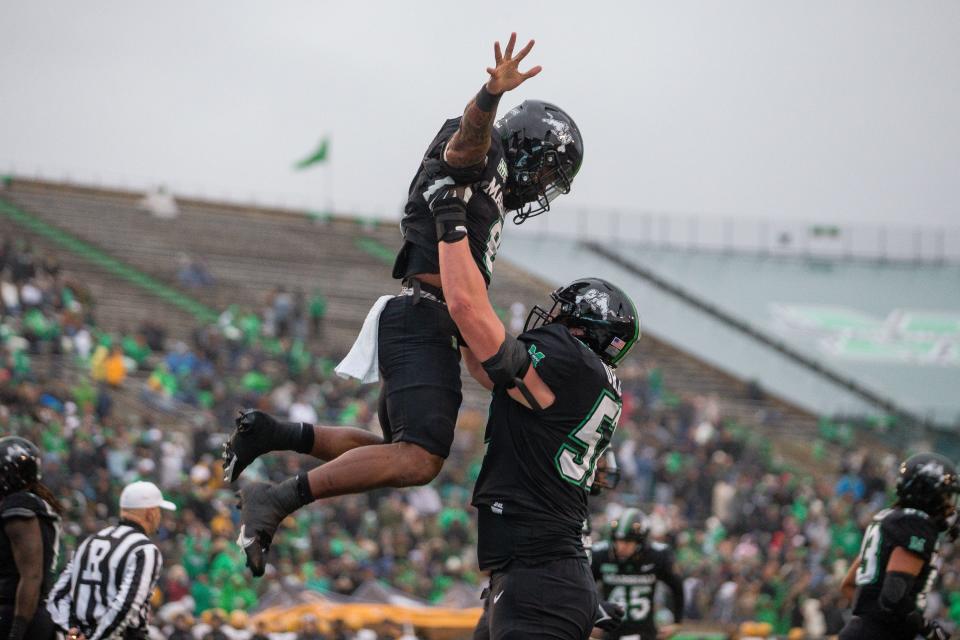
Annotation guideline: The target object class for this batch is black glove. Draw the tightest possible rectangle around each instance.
[924,620,950,640]
[428,181,472,243]
[594,600,625,632]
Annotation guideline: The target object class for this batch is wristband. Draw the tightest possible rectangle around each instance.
[475,85,502,112]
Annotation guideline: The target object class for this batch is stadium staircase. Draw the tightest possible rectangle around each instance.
[1,178,827,471]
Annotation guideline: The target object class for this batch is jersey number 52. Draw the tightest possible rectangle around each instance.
[555,391,621,488]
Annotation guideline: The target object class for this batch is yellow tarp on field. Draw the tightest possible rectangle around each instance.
[252,601,483,632]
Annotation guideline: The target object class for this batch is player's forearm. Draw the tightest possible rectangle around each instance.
[462,348,495,390]
[13,574,41,623]
[8,519,43,624]
[444,84,500,169]
[840,556,859,601]
[439,239,505,360]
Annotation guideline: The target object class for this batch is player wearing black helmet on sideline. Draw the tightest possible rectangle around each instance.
[591,508,684,640]
[222,32,584,578]
[838,452,960,640]
[0,436,62,640]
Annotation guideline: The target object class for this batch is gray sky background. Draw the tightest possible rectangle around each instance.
[1,1,958,226]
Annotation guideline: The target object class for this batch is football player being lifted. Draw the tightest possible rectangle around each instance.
[223,33,584,576]
[591,509,684,640]
[838,453,960,640]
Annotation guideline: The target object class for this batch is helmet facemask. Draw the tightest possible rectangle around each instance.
[496,100,583,224]
[509,149,575,224]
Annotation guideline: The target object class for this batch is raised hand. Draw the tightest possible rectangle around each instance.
[485,32,542,95]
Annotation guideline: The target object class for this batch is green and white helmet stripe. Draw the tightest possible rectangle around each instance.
[612,507,648,540]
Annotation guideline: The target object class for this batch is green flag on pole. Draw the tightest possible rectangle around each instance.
[294,137,329,170]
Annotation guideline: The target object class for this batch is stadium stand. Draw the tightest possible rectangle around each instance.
[1,178,958,639]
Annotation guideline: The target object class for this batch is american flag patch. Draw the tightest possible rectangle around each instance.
[611,337,626,350]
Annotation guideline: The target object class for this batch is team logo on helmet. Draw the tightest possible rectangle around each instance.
[577,289,611,319]
[919,461,946,480]
[542,115,574,147]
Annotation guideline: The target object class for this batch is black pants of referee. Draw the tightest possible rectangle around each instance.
[473,558,597,640]
[0,604,56,640]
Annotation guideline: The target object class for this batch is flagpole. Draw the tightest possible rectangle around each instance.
[324,134,334,216]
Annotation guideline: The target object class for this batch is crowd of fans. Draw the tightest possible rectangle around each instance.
[2,235,958,639]
[603,359,960,637]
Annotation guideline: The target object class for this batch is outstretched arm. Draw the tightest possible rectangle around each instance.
[444,32,542,169]
[439,237,554,410]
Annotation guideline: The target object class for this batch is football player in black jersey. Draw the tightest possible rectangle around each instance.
[590,509,684,640]
[225,33,585,577]
[838,452,959,640]
[436,197,640,637]
[472,451,626,640]
[0,436,61,640]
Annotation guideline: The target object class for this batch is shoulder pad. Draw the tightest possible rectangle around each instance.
[0,491,42,519]
[881,507,932,524]
[880,507,939,557]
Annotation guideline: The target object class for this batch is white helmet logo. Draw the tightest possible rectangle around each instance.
[918,461,945,480]
[542,115,573,145]
[577,289,611,318]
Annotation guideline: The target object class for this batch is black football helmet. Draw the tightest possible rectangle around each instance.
[495,100,583,224]
[896,452,960,530]
[610,508,650,546]
[0,436,42,497]
[525,277,640,366]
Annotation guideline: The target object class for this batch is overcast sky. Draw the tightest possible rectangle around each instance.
[1,1,958,226]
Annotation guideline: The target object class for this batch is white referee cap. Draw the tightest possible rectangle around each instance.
[120,481,177,511]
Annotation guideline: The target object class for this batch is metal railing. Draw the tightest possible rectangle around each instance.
[521,206,960,265]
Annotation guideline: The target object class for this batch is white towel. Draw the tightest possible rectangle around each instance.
[335,295,395,383]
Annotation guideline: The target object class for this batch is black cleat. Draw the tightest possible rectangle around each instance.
[236,482,288,578]
[223,409,295,483]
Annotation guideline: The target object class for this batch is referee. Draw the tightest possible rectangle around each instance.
[48,481,175,640]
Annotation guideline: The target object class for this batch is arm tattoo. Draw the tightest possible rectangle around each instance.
[445,97,496,169]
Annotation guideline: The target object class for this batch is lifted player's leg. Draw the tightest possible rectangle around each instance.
[237,440,442,576]
[222,409,385,482]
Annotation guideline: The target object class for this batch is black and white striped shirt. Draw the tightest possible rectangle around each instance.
[47,521,162,640]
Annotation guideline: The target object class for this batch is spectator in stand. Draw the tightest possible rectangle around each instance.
[104,344,127,388]
[249,620,271,640]
[308,288,326,338]
[296,614,324,640]
[200,609,230,640]
[166,612,194,640]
